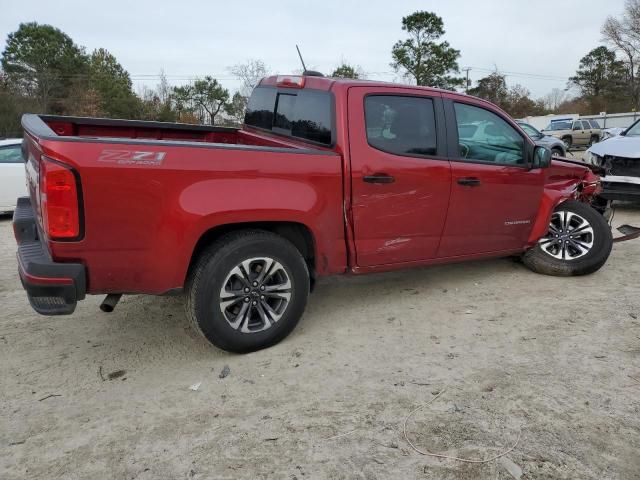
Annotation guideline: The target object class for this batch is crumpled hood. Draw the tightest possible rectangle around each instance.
[589,135,640,158]
[551,155,603,175]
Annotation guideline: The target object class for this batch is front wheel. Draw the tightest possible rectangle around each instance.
[522,200,612,276]
[551,147,564,158]
[186,230,310,353]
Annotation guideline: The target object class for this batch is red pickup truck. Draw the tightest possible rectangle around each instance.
[14,74,612,352]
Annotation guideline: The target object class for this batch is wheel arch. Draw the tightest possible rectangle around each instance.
[186,221,317,288]
[527,191,576,246]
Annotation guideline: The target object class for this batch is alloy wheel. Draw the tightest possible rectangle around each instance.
[219,257,292,333]
[539,211,594,260]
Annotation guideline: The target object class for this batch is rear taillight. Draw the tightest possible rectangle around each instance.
[40,156,81,240]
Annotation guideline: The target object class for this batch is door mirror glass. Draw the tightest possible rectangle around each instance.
[533,146,552,169]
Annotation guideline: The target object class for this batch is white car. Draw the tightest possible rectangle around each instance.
[0,139,27,213]
[585,120,640,201]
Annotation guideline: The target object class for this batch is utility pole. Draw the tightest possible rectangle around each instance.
[463,68,471,94]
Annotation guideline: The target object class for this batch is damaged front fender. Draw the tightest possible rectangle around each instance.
[527,161,603,246]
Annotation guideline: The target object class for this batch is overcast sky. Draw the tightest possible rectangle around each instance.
[0,0,627,98]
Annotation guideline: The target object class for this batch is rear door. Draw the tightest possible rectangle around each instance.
[348,87,451,266]
[572,120,589,145]
[582,120,596,143]
[0,143,26,210]
[437,99,545,257]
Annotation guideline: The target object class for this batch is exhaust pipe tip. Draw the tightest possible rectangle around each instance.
[100,294,122,313]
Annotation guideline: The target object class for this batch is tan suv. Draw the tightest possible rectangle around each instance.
[541,119,601,149]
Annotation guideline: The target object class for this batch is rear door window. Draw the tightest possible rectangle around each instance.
[582,120,592,130]
[364,95,437,156]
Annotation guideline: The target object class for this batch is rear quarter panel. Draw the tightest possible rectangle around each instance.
[39,139,345,294]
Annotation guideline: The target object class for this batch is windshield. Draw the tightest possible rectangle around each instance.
[626,120,640,136]
[518,122,541,138]
[545,121,572,131]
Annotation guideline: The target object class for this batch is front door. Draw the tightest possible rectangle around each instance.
[348,87,451,267]
[437,99,545,257]
[572,120,590,146]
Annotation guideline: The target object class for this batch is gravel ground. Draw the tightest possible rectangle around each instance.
[1,205,640,480]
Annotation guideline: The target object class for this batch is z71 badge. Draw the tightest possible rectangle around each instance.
[98,150,166,166]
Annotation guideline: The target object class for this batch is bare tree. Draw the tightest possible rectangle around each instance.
[229,59,269,97]
[602,0,640,108]
[156,69,171,104]
[543,88,570,112]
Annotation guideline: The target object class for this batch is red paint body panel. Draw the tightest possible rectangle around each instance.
[20,76,600,297]
[526,159,601,245]
[439,162,544,256]
[25,127,345,294]
[346,86,452,266]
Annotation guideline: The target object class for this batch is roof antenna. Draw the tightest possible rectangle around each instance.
[295,45,324,77]
[296,44,308,73]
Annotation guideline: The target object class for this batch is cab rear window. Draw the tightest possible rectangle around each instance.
[245,86,333,146]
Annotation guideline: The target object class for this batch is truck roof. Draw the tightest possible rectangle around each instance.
[258,74,458,97]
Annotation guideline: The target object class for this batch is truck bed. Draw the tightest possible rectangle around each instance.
[24,114,312,150]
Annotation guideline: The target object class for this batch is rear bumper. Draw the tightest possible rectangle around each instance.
[13,197,86,315]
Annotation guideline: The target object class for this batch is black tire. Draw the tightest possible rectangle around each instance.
[591,195,610,217]
[522,200,612,276]
[562,136,572,149]
[589,135,599,146]
[551,147,564,158]
[185,230,310,353]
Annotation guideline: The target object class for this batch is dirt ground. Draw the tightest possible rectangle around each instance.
[1,204,640,480]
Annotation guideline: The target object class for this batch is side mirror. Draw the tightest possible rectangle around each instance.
[532,146,552,169]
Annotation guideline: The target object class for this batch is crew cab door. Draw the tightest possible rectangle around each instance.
[437,98,545,257]
[348,87,451,266]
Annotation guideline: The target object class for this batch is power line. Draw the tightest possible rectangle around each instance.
[462,66,570,81]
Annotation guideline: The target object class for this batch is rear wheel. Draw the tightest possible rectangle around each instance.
[186,230,310,353]
[589,135,599,147]
[522,200,612,276]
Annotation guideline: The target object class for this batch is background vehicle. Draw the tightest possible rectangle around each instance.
[516,121,566,157]
[0,138,26,213]
[602,127,625,141]
[541,119,601,149]
[14,75,611,353]
[586,118,640,201]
